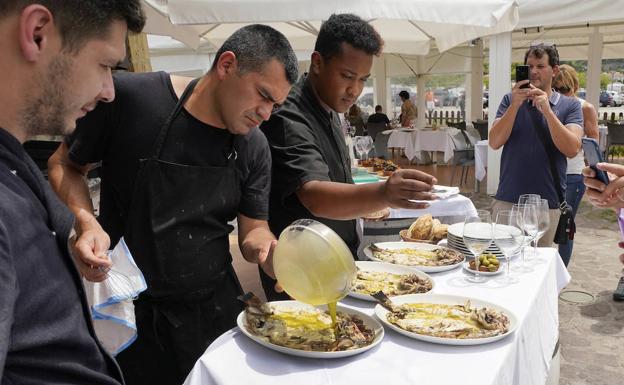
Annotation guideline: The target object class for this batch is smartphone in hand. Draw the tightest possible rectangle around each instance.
[516,65,529,89]
[582,137,610,185]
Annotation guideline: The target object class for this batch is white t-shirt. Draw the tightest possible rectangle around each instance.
[566,97,586,175]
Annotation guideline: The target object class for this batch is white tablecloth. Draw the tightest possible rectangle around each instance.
[475,140,488,181]
[386,130,414,149]
[411,130,457,163]
[184,248,570,385]
[388,193,477,220]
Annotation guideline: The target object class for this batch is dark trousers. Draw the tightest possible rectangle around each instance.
[558,174,585,266]
[116,275,243,385]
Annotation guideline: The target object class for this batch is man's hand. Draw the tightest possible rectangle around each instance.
[527,84,551,113]
[583,163,624,209]
[258,239,277,279]
[510,80,531,108]
[383,169,437,210]
[71,209,111,282]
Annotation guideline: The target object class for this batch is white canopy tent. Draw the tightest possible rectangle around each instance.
[142,0,518,126]
[144,0,518,55]
[485,0,624,194]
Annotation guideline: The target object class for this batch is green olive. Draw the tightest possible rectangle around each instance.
[488,265,498,272]
[490,258,500,265]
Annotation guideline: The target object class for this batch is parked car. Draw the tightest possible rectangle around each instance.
[614,92,624,107]
[600,91,614,107]
[577,90,586,100]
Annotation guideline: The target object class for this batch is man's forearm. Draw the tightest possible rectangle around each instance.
[489,106,519,149]
[297,181,388,220]
[543,109,581,157]
[47,145,97,232]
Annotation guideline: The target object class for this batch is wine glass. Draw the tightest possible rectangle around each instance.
[512,203,537,273]
[362,136,374,160]
[518,194,541,206]
[463,210,492,283]
[528,198,550,262]
[494,210,523,284]
[517,194,540,260]
[354,136,366,162]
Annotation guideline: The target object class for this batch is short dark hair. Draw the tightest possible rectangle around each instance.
[314,13,383,61]
[524,44,559,68]
[0,1,145,53]
[399,91,410,100]
[211,24,298,85]
[375,105,382,112]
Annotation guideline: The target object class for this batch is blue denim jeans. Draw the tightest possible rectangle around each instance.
[558,174,585,266]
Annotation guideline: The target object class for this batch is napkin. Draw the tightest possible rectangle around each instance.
[431,185,460,199]
[83,237,147,356]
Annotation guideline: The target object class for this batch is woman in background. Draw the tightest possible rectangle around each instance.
[553,64,599,266]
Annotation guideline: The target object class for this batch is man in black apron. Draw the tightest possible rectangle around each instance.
[260,14,438,300]
[48,25,297,385]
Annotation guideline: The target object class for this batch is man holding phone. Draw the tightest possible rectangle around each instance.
[489,44,583,246]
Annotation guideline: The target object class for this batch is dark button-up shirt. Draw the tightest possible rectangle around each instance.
[261,74,358,255]
[0,128,122,384]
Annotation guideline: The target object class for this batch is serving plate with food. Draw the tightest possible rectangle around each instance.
[373,293,517,345]
[349,261,434,301]
[237,293,384,358]
[363,242,464,273]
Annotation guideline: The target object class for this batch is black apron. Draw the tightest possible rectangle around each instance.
[116,79,244,385]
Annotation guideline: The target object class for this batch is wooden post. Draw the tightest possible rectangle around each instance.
[126,32,152,73]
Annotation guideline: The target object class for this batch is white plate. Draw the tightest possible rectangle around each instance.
[448,222,520,240]
[349,261,435,301]
[237,301,384,358]
[374,294,518,346]
[462,261,503,276]
[363,242,464,273]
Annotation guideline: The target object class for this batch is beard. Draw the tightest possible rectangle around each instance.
[20,54,73,138]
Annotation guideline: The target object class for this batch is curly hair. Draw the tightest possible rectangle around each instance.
[314,13,383,61]
[0,0,145,53]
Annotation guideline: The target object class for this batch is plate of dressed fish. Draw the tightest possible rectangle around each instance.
[373,292,517,346]
[349,261,434,301]
[237,293,384,358]
[364,242,464,272]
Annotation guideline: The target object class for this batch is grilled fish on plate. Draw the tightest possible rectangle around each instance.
[237,292,384,358]
[373,293,517,346]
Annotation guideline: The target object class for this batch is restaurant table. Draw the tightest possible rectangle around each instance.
[184,248,570,385]
[386,129,414,153]
[410,129,458,163]
[474,140,488,182]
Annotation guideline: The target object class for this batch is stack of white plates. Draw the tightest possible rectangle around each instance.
[447,222,510,258]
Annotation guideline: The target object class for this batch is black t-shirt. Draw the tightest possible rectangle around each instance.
[367,112,390,124]
[67,71,271,245]
[260,74,358,255]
